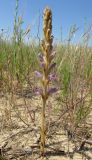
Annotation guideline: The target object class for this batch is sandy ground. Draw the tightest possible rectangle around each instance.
[0,91,92,160]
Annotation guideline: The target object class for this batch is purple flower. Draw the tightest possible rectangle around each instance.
[34,71,42,78]
[48,87,58,95]
[49,62,56,71]
[38,53,43,62]
[34,87,43,96]
[38,53,45,68]
[40,62,45,68]
[48,73,57,81]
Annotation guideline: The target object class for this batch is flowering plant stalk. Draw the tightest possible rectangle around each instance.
[35,7,57,156]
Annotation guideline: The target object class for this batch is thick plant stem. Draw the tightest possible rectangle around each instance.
[40,99,46,155]
[40,73,48,155]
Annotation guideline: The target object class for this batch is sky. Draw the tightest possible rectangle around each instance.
[0,0,92,43]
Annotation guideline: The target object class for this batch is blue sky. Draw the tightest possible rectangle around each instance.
[0,0,92,43]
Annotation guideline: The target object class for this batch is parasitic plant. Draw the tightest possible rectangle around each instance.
[35,7,57,156]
